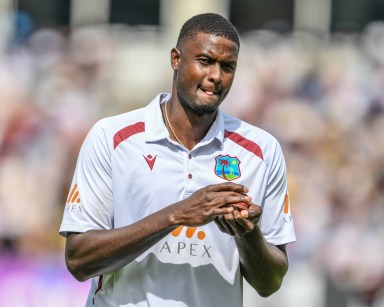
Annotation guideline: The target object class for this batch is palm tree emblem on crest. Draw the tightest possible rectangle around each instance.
[214,155,241,181]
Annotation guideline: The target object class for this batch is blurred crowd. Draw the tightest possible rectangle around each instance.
[223,23,384,307]
[1,18,384,307]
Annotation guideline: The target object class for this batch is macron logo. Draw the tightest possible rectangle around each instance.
[143,154,157,170]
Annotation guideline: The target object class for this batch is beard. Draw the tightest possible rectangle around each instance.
[190,102,219,115]
[177,90,222,116]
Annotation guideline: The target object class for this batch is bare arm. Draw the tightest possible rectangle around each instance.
[65,183,250,281]
[65,207,177,282]
[215,205,289,297]
[235,227,288,297]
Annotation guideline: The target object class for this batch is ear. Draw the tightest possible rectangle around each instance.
[170,48,180,70]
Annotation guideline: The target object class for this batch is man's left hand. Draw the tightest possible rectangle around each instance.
[214,203,262,238]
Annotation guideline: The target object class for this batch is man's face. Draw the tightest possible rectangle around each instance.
[172,32,239,115]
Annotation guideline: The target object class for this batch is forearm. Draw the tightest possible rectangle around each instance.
[65,182,250,282]
[65,207,178,281]
[235,226,289,297]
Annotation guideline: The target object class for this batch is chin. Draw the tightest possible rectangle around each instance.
[194,96,223,115]
[178,92,221,115]
[193,103,218,115]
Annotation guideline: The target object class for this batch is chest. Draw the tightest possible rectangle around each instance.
[111,138,267,226]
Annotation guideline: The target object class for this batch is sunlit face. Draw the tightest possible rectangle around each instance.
[172,32,239,115]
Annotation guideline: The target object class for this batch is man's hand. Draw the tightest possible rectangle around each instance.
[169,182,252,227]
[214,203,263,238]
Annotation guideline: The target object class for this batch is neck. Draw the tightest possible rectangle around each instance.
[162,99,216,150]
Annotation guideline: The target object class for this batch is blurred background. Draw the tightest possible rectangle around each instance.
[1,0,384,306]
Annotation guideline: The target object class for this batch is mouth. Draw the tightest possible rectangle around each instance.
[200,87,221,97]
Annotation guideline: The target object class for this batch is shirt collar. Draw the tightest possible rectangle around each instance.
[144,92,225,148]
[144,93,170,143]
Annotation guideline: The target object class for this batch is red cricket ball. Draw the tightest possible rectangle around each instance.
[233,202,250,212]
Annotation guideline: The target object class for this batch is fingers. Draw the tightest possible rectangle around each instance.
[214,216,236,236]
[235,204,262,225]
[246,204,262,219]
[214,186,252,204]
[240,210,249,219]
[180,183,254,227]
[215,204,262,237]
[215,213,253,237]
[196,184,252,211]
[218,203,261,220]
[214,205,234,215]
[206,182,249,194]
[222,194,252,206]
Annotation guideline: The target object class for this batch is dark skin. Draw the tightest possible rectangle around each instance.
[65,32,288,297]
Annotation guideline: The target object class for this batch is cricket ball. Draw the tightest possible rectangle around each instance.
[233,202,250,212]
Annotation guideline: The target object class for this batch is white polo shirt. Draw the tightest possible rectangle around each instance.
[59,92,296,307]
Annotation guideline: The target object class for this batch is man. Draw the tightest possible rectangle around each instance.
[60,13,296,307]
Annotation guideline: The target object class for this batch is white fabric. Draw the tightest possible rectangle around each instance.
[59,93,296,307]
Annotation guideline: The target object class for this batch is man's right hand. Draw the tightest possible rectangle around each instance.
[168,182,252,227]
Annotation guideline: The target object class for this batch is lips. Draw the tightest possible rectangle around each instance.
[204,90,215,95]
[200,87,221,96]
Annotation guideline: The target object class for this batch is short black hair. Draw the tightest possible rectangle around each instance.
[176,13,240,49]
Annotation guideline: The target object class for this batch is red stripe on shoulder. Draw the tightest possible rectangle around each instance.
[114,122,145,149]
[224,130,264,160]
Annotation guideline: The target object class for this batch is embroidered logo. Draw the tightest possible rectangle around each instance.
[214,155,241,181]
[143,154,157,170]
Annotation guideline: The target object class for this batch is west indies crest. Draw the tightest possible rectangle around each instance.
[214,155,241,181]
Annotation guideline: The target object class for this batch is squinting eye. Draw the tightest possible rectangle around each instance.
[198,58,210,65]
[223,64,235,72]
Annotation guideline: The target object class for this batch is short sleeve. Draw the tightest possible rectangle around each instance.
[259,141,296,245]
[59,121,113,236]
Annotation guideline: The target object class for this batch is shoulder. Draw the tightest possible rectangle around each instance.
[82,107,146,152]
[95,107,146,136]
[222,112,283,158]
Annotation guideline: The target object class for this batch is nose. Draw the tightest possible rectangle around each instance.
[208,63,223,84]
